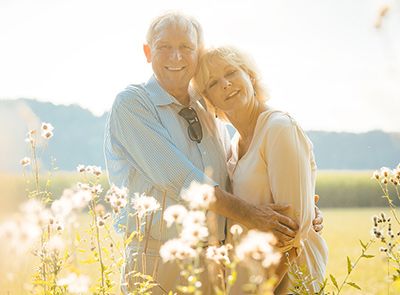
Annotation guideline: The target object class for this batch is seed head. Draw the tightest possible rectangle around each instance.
[41,130,53,139]
[41,122,54,132]
[20,157,31,167]
[372,215,379,227]
[97,218,105,228]
[230,224,244,236]
[380,167,390,178]
[77,165,86,173]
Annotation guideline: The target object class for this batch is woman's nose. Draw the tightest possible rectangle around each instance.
[222,80,232,90]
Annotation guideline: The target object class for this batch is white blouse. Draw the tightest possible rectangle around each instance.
[227,109,328,294]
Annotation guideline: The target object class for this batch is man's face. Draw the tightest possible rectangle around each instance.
[149,23,199,98]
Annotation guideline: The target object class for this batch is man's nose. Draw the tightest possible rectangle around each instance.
[169,48,182,61]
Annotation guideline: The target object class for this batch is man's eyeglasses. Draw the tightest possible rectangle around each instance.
[178,107,203,143]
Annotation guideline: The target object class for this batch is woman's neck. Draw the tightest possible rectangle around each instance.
[227,101,269,140]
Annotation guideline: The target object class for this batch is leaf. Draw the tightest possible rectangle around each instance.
[362,254,374,259]
[125,231,136,246]
[330,274,339,290]
[76,232,81,243]
[359,239,367,250]
[347,256,352,274]
[347,282,361,290]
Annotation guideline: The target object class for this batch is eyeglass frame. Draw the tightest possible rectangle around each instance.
[178,107,203,143]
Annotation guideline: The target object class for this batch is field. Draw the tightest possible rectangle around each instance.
[0,171,399,294]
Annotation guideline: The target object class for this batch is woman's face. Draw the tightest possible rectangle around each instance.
[204,58,255,113]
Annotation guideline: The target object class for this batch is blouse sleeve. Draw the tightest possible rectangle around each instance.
[262,116,316,253]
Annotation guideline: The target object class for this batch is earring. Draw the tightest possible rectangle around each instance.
[254,91,257,97]
[214,107,218,118]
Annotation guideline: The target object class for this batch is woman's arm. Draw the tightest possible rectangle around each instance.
[263,117,316,290]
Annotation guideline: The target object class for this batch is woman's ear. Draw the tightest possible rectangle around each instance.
[249,73,256,85]
[143,44,152,63]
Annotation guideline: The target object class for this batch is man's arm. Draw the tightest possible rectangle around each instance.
[209,186,299,243]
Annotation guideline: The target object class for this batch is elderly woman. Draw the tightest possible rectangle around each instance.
[193,46,328,294]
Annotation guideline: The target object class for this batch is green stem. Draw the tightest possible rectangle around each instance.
[92,198,105,294]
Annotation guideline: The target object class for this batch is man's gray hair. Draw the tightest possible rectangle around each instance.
[146,10,204,50]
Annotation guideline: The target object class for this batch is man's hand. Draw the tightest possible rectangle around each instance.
[246,203,299,246]
[313,195,324,234]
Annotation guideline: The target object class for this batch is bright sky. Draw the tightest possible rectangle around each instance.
[1,0,399,132]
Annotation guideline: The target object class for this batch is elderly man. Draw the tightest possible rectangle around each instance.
[104,10,322,294]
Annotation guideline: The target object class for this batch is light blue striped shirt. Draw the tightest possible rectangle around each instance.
[104,76,231,241]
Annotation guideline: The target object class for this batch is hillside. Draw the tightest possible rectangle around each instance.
[1,98,399,172]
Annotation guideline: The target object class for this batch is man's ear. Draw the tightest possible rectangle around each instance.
[143,44,152,63]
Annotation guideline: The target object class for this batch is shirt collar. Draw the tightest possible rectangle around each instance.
[145,75,206,109]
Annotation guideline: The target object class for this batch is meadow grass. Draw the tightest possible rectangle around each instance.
[0,207,398,294]
[323,207,396,295]
[1,171,399,294]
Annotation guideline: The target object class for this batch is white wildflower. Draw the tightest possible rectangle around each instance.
[181,181,215,210]
[27,129,36,135]
[230,224,244,236]
[41,130,53,139]
[164,204,188,227]
[159,239,196,262]
[236,230,280,269]
[206,244,233,265]
[184,210,206,226]
[58,273,91,294]
[76,164,86,173]
[91,184,103,195]
[380,167,390,178]
[52,198,73,217]
[85,165,93,173]
[20,157,31,166]
[41,122,54,132]
[47,235,65,253]
[180,223,209,243]
[91,165,102,176]
[132,193,161,218]
[97,218,105,228]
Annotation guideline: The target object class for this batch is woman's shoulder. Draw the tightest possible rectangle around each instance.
[258,109,298,133]
[257,108,312,145]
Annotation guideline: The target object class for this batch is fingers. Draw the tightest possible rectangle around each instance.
[267,203,291,211]
[272,218,297,238]
[273,230,295,247]
[275,213,299,232]
[313,224,323,235]
[314,206,323,225]
[314,194,319,204]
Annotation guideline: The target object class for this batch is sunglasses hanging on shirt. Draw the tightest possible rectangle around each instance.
[178,107,203,143]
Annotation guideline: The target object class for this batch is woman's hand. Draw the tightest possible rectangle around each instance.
[313,195,324,234]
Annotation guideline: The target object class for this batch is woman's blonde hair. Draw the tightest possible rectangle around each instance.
[193,45,270,122]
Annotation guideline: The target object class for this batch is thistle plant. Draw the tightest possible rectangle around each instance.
[371,163,400,289]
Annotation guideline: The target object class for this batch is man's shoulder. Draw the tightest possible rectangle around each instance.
[113,83,148,107]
